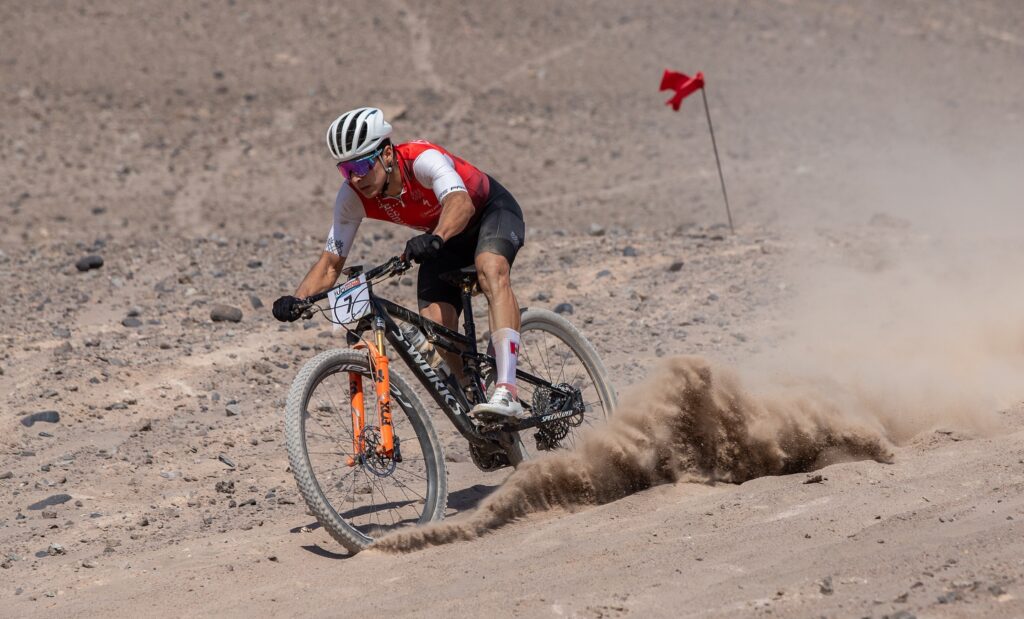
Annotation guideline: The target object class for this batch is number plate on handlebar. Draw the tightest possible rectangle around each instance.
[328,275,371,325]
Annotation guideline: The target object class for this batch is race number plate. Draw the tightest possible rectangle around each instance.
[328,275,371,325]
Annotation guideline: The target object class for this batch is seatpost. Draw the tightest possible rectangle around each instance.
[460,285,477,346]
[460,284,486,404]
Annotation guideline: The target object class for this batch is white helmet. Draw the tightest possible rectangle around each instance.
[325,107,393,161]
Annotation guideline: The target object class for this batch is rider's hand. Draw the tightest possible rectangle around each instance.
[272,295,304,322]
[404,233,443,264]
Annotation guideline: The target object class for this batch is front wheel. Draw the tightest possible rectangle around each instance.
[509,308,618,462]
[284,349,447,553]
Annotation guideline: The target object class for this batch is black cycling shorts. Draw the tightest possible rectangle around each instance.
[417,175,525,312]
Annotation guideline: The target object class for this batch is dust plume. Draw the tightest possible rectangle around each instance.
[373,356,894,552]
[753,143,1024,444]
[368,122,1024,553]
[373,151,1024,554]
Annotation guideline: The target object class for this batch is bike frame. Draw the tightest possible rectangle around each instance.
[340,270,576,452]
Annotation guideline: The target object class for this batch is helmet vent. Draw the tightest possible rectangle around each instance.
[325,106,393,161]
[355,121,368,149]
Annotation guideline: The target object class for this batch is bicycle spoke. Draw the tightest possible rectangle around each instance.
[389,474,428,502]
[385,473,424,509]
[368,473,398,528]
[329,467,358,492]
[300,362,434,542]
[392,466,430,482]
[514,321,613,460]
[538,335,556,387]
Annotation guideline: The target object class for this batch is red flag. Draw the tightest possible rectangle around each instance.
[660,69,705,111]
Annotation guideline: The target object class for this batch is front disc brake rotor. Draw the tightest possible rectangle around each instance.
[358,426,398,477]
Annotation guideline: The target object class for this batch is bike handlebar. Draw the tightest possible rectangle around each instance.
[299,255,411,309]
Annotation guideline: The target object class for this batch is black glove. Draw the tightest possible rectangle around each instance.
[404,233,444,264]
[272,295,304,322]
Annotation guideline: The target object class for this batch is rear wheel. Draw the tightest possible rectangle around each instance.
[284,349,447,553]
[509,308,617,462]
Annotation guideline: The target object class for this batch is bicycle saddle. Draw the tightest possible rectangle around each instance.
[438,265,479,289]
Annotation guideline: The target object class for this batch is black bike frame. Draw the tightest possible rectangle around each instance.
[307,258,580,448]
[357,280,572,446]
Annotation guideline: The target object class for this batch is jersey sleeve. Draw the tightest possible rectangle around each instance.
[324,183,365,257]
[411,148,468,203]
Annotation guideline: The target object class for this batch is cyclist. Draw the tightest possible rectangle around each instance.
[272,107,527,420]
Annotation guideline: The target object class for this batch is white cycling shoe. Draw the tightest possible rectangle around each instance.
[470,385,527,421]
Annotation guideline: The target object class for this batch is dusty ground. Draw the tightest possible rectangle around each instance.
[2,1,1024,617]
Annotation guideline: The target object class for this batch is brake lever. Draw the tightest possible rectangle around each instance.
[298,298,317,321]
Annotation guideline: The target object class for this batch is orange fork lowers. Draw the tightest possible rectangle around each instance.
[371,328,396,457]
[346,333,396,466]
[346,372,365,466]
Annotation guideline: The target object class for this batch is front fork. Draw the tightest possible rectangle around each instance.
[347,372,365,462]
[346,325,397,466]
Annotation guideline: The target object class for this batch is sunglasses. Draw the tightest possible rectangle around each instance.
[337,147,384,180]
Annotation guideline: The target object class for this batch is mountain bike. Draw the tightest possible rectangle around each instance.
[283,255,617,553]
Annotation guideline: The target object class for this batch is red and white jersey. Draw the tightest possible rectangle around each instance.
[324,140,490,257]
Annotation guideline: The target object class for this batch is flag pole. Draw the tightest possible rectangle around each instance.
[699,86,734,234]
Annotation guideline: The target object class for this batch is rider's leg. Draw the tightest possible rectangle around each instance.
[466,176,526,419]
[476,252,521,333]
[416,243,473,382]
[475,251,521,398]
[418,301,465,378]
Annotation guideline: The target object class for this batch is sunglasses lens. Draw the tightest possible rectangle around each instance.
[337,151,379,179]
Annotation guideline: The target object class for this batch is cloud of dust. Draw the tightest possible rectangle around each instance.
[373,135,1024,554]
[373,356,894,553]
[754,141,1024,443]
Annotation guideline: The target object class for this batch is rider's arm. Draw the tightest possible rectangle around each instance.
[295,251,345,298]
[295,184,362,297]
[412,149,475,241]
[433,191,475,242]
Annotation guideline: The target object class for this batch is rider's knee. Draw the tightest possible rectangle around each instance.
[475,253,510,292]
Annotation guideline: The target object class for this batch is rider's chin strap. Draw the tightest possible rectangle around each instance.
[380,151,396,196]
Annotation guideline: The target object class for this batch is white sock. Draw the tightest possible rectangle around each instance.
[491,327,520,398]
